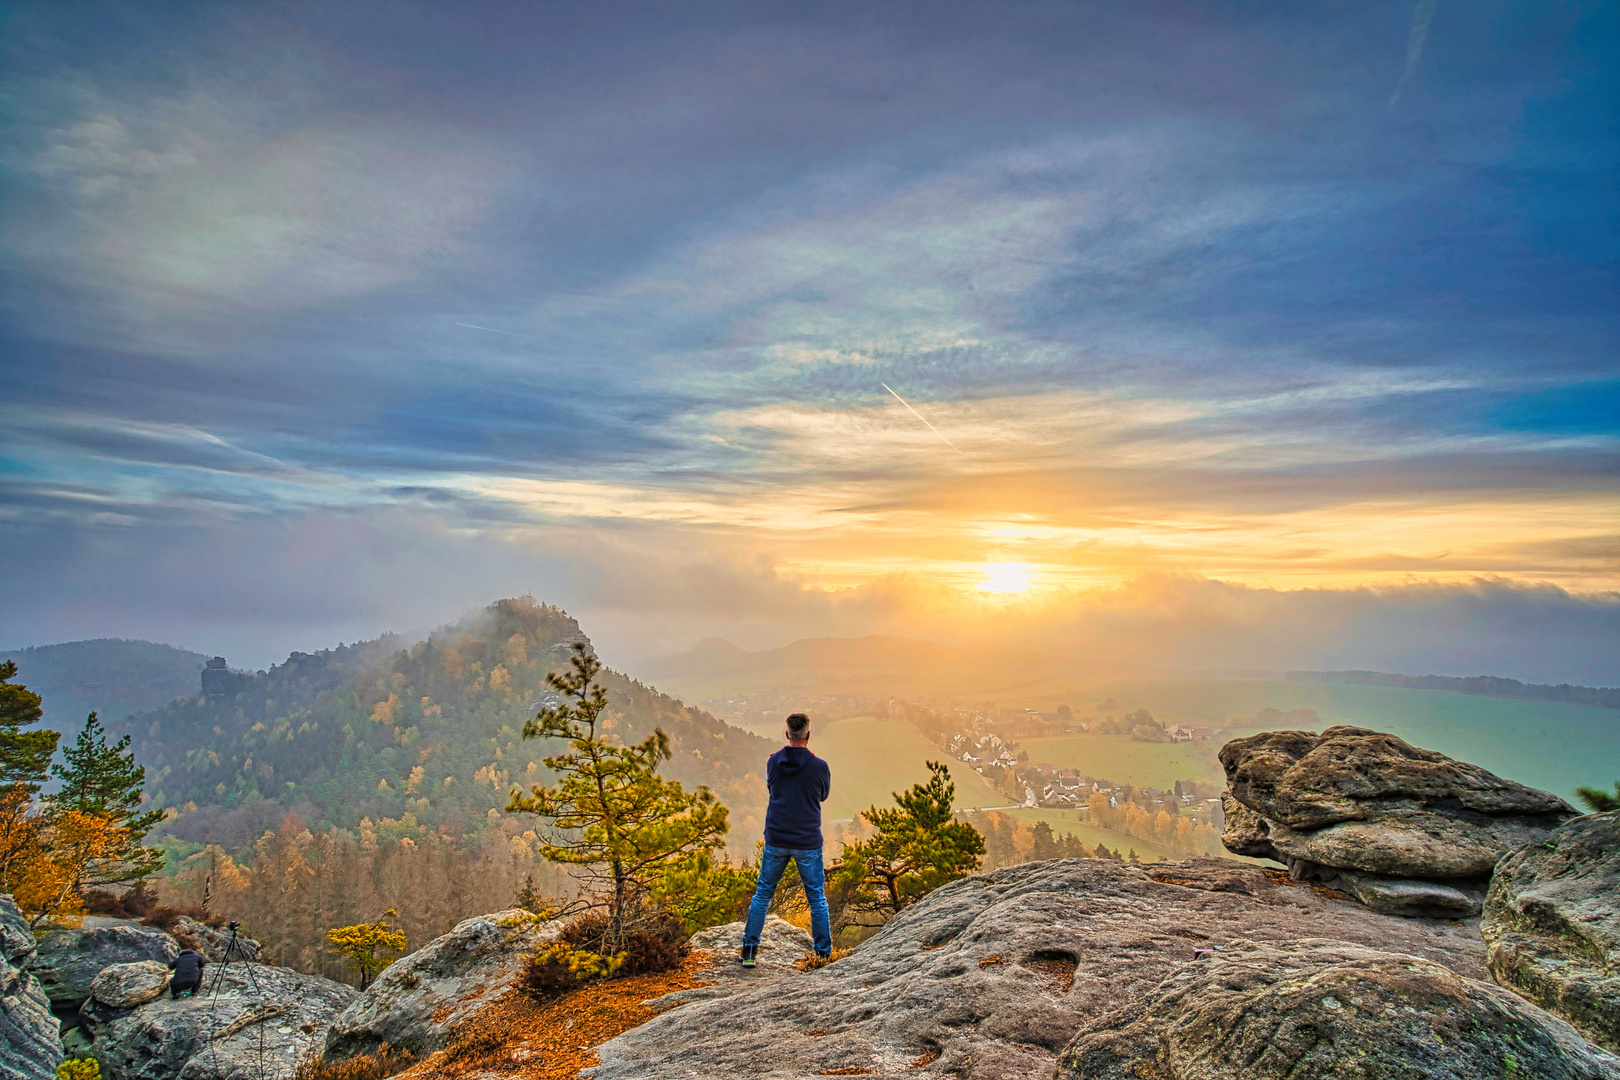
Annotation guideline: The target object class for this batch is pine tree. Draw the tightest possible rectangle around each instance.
[505,643,729,944]
[1030,819,1060,861]
[833,761,985,926]
[0,661,57,793]
[46,712,164,886]
[1574,782,1620,813]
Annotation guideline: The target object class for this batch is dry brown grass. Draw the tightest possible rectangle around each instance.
[909,1048,941,1069]
[793,948,853,971]
[1023,956,1076,993]
[292,1045,416,1080]
[977,955,1004,968]
[1260,868,1356,902]
[391,952,716,1080]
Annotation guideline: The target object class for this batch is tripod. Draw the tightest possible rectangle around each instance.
[208,923,261,997]
[202,922,273,1080]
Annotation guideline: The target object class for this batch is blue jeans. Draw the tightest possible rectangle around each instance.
[742,844,832,955]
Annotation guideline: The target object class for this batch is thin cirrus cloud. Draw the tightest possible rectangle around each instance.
[0,0,1614,678]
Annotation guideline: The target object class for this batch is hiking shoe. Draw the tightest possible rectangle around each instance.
[740,945,758,968]
[815,950,833,961]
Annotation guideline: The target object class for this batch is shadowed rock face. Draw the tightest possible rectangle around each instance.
[1,894,63,1080]
[591,859,1492,1080]
[323,909,562,1060]
[1055,940,1620,1080]
[1219,727,1574,917]
[33,920,179,1007]
[1485,811,1620,1052]
[81,962,356,1080]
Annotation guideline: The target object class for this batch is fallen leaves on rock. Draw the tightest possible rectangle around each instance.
[393,953,716,1079]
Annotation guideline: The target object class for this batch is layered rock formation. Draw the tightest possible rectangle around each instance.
[591,858,1500,1080]
[1219,726,1574,917]
[1057,940,1618,1079]
[1,894,63,1080]
[1485,810,1620,1052]
[81,961,356,1080]
[33,920,178,1009]
[323,908,562,1060]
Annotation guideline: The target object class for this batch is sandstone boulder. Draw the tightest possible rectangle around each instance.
[90,961,171,1009]
[1220,726,1573,916]
[1055,939,1620,1079]
[323,908,562,1060]
[591,858,1494,1080]
[1,894,63,1080]
[33,920,178,1006]
[80,961,356,1080]
[1485,810,1620,1052]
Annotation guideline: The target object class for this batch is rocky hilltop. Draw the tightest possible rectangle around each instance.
[593,857,1617,1080]
[9,726,1616,1079]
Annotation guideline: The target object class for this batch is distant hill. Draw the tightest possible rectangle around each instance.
[113,598,771,854]
[647,634,1062,701]
[0,639,210,728]
[1287,670,1620,710]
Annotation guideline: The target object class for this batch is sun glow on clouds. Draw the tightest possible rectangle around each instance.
[978,562,1034,593]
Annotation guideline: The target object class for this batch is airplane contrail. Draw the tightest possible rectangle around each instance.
[881,382,969,459]
[1390,0,1440,108]
[456,322,537,339]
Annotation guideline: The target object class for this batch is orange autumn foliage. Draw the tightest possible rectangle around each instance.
[0,789,135,927]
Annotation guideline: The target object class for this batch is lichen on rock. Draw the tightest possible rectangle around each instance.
[1485,810,1620,1052]
[1055,939,1620,1080]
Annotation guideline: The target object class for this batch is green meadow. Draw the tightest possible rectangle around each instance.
[810,716,1013,824]
[1017,732,1223,788]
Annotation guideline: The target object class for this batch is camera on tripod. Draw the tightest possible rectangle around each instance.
[228,921,241,932]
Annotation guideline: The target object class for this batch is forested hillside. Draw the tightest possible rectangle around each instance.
[132,598,771,854]
[0,639,209,729]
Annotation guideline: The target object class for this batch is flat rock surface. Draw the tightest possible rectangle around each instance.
[1056,939,1620,1080]
[590,858,1492,1080]
[81,961,356,1080]
[34,922,178,1006]
[1485,810,1620,1052]
[324,908,562,1060]
[1,894,63,1080]
[654,916,813,1006]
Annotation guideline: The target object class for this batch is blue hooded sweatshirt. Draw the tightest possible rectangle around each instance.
[763,745,832,849]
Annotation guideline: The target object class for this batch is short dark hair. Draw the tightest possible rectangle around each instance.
[786,713,811,740]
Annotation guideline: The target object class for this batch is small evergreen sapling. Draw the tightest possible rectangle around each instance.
[833,760,985,927]
[506,642,730,947]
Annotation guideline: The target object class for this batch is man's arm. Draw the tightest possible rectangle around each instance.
[817,761,831,802]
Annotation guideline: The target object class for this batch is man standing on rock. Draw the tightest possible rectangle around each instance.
[741,712,833,966]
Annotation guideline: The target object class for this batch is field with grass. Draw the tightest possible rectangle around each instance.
[1017,732,1224,789]
[810,717,1013,825]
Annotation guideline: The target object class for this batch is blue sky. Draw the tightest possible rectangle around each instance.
[0,1,1615,679]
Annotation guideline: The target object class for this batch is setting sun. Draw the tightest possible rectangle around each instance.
[978,562,1034,593]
